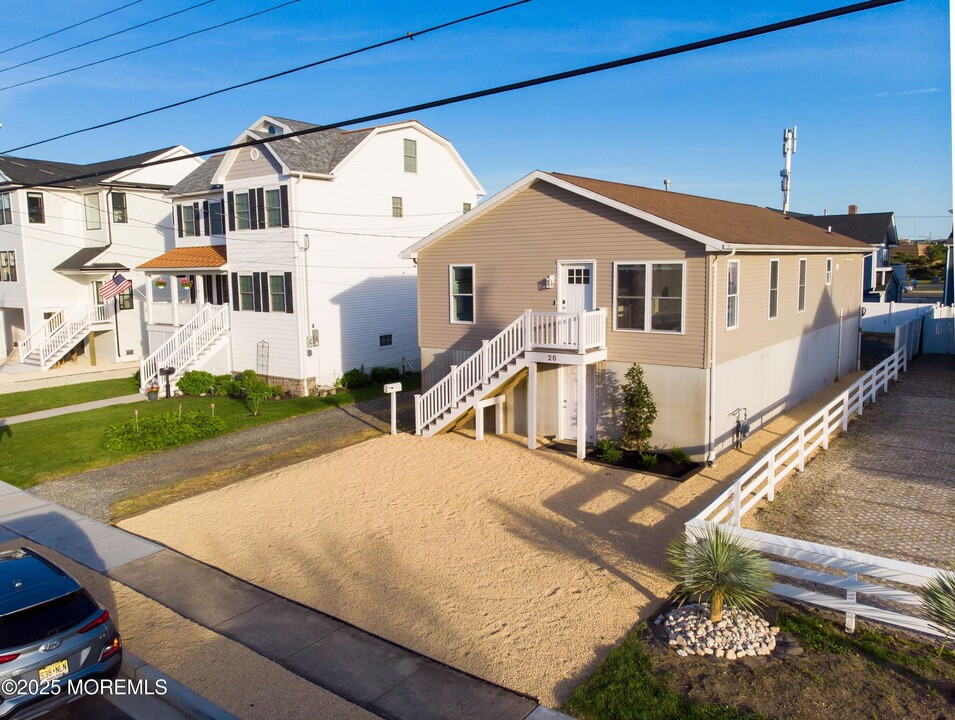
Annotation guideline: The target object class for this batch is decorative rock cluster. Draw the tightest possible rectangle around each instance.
[655,603,779,660]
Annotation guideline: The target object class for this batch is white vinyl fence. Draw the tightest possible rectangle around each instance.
[860,301,935,332]
[688,348,947,638]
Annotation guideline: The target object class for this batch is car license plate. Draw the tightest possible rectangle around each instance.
[38,659,68,682]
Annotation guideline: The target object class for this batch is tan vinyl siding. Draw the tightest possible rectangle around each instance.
[226,146,283,181]
[714,252,863,363]
[417,182,708,368]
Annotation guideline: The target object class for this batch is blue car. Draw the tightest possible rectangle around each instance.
[0,548,122,719]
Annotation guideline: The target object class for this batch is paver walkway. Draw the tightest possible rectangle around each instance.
[0,393,145,426]
[748,354,955,568]
[0,482,543,720]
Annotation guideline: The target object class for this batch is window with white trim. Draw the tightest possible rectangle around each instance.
[180,204,195,236]
[450,265,474,323]
[392,196,403,218]
[0,251,16,282]
[0,193,11,225]
[83,193,101,231]
[826,257,833,286]
[797,258,807,312]
[726,260,740,330]
[94,279,132,310]
[403,138,417,173]
[269,275,286,312]
[768,259,779,319]
[235,192,251,230]
[27,192,44,223]
[614,262,684,333]
[209,200,225,235]
[265,189,282,228]
[111,192,127,223]
[238,275,254,311]
[462,202,471,214]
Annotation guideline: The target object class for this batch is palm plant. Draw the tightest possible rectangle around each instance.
[919,564,955,651]
[667,523,772,622]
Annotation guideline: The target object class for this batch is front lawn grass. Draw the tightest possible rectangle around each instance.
[0,375,140,417]
[0,383,401,489]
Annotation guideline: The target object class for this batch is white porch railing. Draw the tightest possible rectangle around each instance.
[148,302,200,326]
[687,347,948,638]
[90,303,114,324]
[140,305,229,390]
[19,303,116,367]
[19,309,65,361]
[415,308,606,433]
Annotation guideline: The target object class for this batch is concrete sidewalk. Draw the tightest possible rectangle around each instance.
[0,359,138,394]
[0,393,146,426]
[0,481,550,720]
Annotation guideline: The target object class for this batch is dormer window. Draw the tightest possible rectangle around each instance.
[267,124,281,136]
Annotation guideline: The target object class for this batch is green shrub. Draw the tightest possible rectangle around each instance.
[212,374,241,397]
[238,370,281,415]
[338,366,371,389]
[597,438,623,463]
[640,451,658,469]
[103,411,226,453]
[670,445,691,465]
[176,370,217,396]
[370,366,401,384]
[920,564,955,650]
[621,363,657,452]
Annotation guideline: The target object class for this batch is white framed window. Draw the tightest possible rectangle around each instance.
[379,334,393,347]
[265,189,282,228]
[238,275,254,310]
[613,261,685,333]
[269,275,286,312]
[0,251,17,282]
[726,260,740,330]
[209,200,225,235]
[403,138,417,173]
[449,265,474,324]
[392,196,403,218]
[825,257,833,286]
[0,193,11,225]
[111,192,127,223]
[768,259,779,320]
[235,192,251,230]
[180,204,195,236]
[84,193,101,230]
[462,202,471,214]
[797,258,807,312]
[27,192,44,223]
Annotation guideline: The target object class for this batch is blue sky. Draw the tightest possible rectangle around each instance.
[0,0,950,239]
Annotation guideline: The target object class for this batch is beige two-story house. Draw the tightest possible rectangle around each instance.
[401,171,869,461]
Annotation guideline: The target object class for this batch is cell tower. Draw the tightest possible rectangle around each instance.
[780,126,797,213]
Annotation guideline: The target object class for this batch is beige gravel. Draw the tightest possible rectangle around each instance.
[121,432,723,706]
[0,538,375,720]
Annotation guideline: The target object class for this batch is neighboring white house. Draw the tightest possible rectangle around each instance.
[139,115,483,393]
[0,147,204,368]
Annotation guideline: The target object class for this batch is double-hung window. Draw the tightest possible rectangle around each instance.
[450,265,474,323]
[269,275,286,312]
[238,275,255,310]
[825,257,833,286]
[614,262,684,333]
[265,189,282,228]
[111,192,128,223]
[209,200,225,235]
[84,193,102,230]
[403,139,417,173]
[797,258,807,312]
[768,259,779,319]
[0,251,16,282]
[235,192,251,230]
[392,196,403,218]
[0,193,11,225]
[180,204,195,236]
[726,260,740,330]
[27,192,44,223]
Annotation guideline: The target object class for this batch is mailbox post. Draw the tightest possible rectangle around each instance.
[384,382,402,435]
[159,366,176,399]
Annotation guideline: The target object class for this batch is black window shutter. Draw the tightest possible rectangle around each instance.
[260,272,270,312]
[280,185,290,228]
[221,274,229,303]
[202,200,211,236]
[257,188,266,229]
[252,272,262,312]
[248,189,258,230]
[227,192,235,231]
[230,272,240,311]
[192,203,200,237]
[284,271,293,313]
[203,275,213,303]
[176,205,183,238]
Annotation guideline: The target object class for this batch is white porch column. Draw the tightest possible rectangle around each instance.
[171,275,179,326]
[577,364,587,460]
[196,274,206,306]
[475,402,485,442]
[527,360,537,450]
[146,275,154,324]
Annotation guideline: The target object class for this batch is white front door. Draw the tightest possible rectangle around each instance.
[559,262,595,314]
[561,364,596,443]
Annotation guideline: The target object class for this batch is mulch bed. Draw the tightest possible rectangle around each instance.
[547,441,702,481]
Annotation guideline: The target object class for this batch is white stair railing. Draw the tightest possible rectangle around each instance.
[140,305,229,390]
[19,309,66,362]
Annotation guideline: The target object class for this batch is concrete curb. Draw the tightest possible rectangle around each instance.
[120,651,239,720]
[526,706,576,719]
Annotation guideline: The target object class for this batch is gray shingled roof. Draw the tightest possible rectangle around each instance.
[0,147,177,189]
[258,117,373,175]
[167,154,224,195]
[53,247,127,273]
[796,212,897,247]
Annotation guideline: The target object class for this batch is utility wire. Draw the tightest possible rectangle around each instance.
[0,0,302,93]
[0,0,146,57]
[0,0,218,74]
[4,0,902,188]
[3,0,531,154]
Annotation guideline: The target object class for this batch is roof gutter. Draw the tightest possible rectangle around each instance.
[291,172,334,181]
[723,243,869,253]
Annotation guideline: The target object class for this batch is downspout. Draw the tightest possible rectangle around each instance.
[105,188,122,361]
[706,247,736,464]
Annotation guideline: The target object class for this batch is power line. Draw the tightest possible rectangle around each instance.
[3,0,903,190]
[0,0,146,57]
[0,0,218,75]
[0,0,303,93]
[2,0,532,155]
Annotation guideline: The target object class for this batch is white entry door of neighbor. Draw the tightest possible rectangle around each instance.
[558,262,595,314]
[561,364,596,443]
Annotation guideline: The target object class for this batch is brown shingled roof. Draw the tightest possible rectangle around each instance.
[551,173,870,250]
[139,246,227,270]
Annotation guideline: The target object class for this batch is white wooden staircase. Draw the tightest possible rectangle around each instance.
[140,304,229,390]
[415,308,607,437]
[19,304,114,370]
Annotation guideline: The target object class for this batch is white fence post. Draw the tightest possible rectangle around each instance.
[767,454,776,502]
[414,394,421,435]
[449,365,459,407]
[842,393,850,432]
[481,339,490,386]
[797,429,806,472]
[732,484,742,526]
[577,310,587,355]
[524,309,533,351]
[845,572,858,633]
[821,408,830,450]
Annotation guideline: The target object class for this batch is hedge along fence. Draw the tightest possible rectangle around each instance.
[103,409,226,453]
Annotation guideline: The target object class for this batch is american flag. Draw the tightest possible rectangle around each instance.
[100,274,132,302]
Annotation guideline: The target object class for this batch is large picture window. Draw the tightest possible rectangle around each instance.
[768,259,779,319]
[0,251,16,282]
[450,265,474,323]
[797,258,807,312]
[614,262,684,333]
[726,260,740,330]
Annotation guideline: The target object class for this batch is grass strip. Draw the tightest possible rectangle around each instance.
[0,375,139,417]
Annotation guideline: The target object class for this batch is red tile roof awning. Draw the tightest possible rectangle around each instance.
[139,245,227,271]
